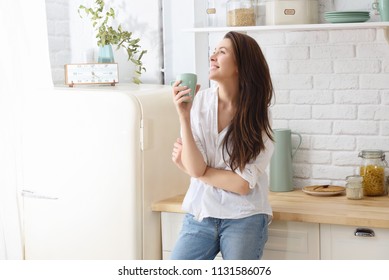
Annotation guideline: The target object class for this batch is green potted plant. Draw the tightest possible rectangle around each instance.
[78,0,147,84]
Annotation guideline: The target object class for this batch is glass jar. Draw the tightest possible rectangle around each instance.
[206,0,217,27]
[346,175,363,200]
[255,0,266,26]
[227,0,256,27]
[358,150,388,196]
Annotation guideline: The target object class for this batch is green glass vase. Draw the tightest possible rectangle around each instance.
[97,45,114,63]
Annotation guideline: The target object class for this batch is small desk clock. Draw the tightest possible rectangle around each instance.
[64,63,119,87]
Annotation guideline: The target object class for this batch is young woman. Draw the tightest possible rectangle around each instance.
[171,31,274,260]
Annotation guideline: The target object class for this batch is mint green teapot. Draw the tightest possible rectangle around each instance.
[270,128,302,192]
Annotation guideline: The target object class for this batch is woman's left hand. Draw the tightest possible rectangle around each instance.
[172,137,188,173]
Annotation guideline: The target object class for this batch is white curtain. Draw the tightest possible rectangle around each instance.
[0,0,53,259]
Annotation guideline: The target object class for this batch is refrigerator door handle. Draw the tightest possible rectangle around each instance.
[21,190,59,200]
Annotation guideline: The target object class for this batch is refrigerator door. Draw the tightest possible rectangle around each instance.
[21,84,185,259]
[135,89,189,259]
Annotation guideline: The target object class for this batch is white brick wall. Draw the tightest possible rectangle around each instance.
[229,2,389,188]
[261,26,389,187]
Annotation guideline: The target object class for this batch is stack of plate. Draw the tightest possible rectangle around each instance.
[324,11,370,23]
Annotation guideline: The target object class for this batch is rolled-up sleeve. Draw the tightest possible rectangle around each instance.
[233,136,274,189]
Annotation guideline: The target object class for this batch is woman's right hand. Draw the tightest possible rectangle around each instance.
[171,82,206,178]
[172,80,194,120]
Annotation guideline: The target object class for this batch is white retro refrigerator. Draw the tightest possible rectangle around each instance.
[19,84,189,260]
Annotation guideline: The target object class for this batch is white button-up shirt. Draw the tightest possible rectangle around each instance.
[181,87,274,221]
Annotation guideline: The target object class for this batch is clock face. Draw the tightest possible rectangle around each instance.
[65,63,119,86]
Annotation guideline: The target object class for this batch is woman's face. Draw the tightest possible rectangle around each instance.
[209,38,238,83]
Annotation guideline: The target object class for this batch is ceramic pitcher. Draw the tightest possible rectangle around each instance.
[270,128,302,192]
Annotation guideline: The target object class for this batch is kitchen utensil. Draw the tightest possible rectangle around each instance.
[270,128,302,192]
[324,11,370,23]
[372,0,389,21]
[302,185,346,196]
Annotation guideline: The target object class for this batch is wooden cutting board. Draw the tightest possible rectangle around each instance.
[302,185,346,196]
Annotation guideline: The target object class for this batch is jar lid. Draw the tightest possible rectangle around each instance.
[358,149,385,159]
[346,175,363,183]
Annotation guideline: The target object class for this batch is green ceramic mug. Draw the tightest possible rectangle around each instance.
[270,128,302,192]
[173,73,197,102]
[372,0,389,21]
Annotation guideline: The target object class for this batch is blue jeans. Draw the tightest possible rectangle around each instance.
[170,213,269,260]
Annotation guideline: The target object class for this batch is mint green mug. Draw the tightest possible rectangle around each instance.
[174,73,197,102]
[372,0,389,21]
[270,128,302,192]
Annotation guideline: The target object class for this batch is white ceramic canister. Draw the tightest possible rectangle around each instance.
[265,0,319,25]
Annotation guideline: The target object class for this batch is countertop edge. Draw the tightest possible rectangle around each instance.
[152,191,389,229]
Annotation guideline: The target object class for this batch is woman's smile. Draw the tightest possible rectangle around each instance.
[210,64,219,71]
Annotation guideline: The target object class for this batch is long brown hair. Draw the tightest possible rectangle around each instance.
[222,31,274,171]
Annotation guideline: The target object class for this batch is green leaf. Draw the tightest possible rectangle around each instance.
[138,50,146,60]
[132,77,141,84]
[109,8,115,18]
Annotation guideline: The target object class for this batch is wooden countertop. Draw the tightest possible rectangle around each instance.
[151,190,389,229]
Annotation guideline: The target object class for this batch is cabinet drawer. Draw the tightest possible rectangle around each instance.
[320,224,389,260]
[161,212,185,253]
[262,220,320,260]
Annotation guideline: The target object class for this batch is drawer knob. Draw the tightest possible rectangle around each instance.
[354,228,375,237]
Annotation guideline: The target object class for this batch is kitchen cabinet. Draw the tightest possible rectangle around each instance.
[160,211,389,260]
[262,219,319,260]
[320,224,389,260]
[160,212,182,260]
[160,212,319,260]
[153,191,389,260]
